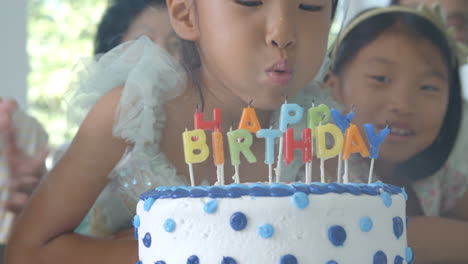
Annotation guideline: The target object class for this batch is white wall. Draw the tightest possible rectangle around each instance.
[0,0,28,109]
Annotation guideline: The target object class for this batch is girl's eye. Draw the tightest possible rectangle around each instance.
[420,85,439,92]
[370,75,392,85]
[299,4,323,12]
[235,0,263,7]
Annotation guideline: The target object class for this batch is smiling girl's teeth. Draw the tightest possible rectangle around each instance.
[390,127,412,136]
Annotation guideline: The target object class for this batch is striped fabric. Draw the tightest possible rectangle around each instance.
[0,110,48,244]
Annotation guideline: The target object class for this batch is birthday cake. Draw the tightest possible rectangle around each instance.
[134,182,413,264]
[134,103,413,263]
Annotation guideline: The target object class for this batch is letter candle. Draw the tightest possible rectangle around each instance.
[284,128,313,184]
[194,107,222,131]
[315,121,344,183]
[364,123,390,184]
[227,128,257,183]
[342,124,370,184]
[276,102,304,182]
[257,128,283,183]
[238,101,261,133]
[330,107,355,182]
[182,129,210,186]
[212,128,225,185]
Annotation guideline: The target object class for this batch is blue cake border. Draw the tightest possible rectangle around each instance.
[140,182,405,201]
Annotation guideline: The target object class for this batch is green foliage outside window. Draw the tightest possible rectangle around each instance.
[28,0,106,147]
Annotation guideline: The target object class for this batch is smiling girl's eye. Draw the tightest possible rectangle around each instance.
[420,84,440,92]
[370,75,392,85]
[235,0,263,7]
[299,3,323,12]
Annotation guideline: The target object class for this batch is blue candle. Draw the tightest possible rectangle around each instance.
[364,124,390,159]
[257,129,283,164]
[331,108,355,133]
[279,103,304,132]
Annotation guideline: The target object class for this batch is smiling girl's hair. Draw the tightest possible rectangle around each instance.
[331,9,462,181]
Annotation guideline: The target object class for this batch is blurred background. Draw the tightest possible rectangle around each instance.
[0,0,407,150]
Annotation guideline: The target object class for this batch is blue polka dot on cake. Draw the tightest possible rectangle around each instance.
[393,216,404,239]
[187,255,199,264]
[394,255,404,264]
[280,254,298,264]
[292,192,310,209]
[143,197,156,211]
[258,224,274,239]
[221,256,237,264]
[204,199,218,214]
[380,192,392,207]
[328,225,347,246]
[359,216,373,232]
[230,212,247,231]
[373,250,387,264]
[164,218,176,233]
[142,232,151,248]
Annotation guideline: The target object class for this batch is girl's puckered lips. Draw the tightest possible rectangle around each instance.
[265,60,293,86]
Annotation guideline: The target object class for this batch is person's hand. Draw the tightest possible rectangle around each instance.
[0,98,49,215]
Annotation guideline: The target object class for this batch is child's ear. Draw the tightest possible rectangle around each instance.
[324,70,343,103]
[167,0,199,41]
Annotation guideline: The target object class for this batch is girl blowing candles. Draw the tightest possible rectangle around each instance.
[6,1,338,264]
[326,5,468,263]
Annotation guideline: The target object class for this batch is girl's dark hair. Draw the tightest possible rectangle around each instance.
[182,0,340,111]
[331,11,462,181]
[94,0,166,54]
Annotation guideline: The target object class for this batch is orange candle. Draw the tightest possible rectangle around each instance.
[212,129,225,165]
[238,106,261,133]
[342,124,370,160]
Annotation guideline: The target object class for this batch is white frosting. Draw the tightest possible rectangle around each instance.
[136,191,407,263]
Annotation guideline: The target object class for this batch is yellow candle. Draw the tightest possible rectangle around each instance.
[182,129,210,164]
[316,123,344,159]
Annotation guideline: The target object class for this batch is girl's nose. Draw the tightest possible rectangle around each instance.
[266,6,296,49]
[387,87,414,116]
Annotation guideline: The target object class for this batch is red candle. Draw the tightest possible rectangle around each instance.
[284,128,312,166]
[194,108,222,131]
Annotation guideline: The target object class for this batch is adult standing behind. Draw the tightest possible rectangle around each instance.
[0,98,48,264]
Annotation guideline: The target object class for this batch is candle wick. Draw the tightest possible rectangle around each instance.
[351,104,356,112]
[248,99,254,107]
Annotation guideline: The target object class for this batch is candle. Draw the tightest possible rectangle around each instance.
[212,129,225,185]
[276,103,304,182]
[194,108,222,131]
[182,129,210,186]
[307,104,331,136]
[330,108,355,133]
[279,103,304,132]
[257,129,282,184]
[284,128,312,165]
[316,123,344,183]
[227,129,257,183]
[342,124,370,183]
[364,123,390,183]
[238,105,261,133]
[284,128,313,184]
[330,108,355,183]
